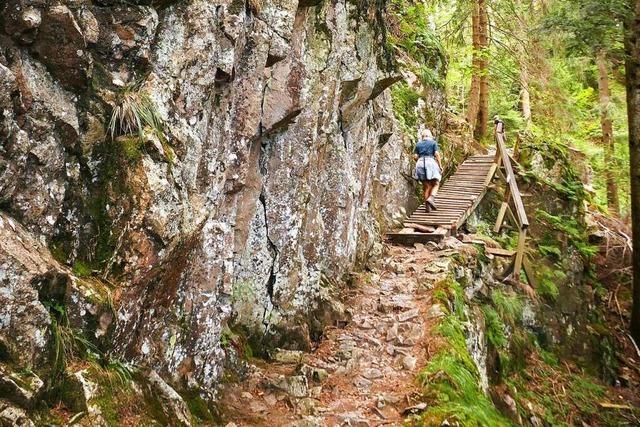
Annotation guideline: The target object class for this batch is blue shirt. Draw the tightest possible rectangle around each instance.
[414,138,438,157]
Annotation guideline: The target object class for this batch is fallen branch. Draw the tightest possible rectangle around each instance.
[599,402,635,411]
[628,333,640,358]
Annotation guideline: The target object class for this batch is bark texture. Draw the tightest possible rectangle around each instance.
[626,0,640,342]
[467,0,489,140]
[475,0,490,139]
[466,0,481,129]
[597,50,620,216]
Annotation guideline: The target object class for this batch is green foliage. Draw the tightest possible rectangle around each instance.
[535,210,598,261]
[45,302,99,383]
[503,355,629,426]
[72,260,92,277]
[542,0,628,55]
[417,279,512,426]
[108,83,173,165]
[482,305,507,349]
[43,299,133,394]
[538,245,562,260]
[534,265,566,301]
[117,136,144,162]
[490,289,523,326]
[391,82,421,135]
[388,0,446,76]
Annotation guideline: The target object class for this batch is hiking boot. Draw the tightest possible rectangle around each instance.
[427,196,437,211]
[424,203,432,213]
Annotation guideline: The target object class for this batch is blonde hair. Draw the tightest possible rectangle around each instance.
[421,128,434,140]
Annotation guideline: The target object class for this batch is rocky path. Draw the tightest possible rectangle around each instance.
[220,243,452,426]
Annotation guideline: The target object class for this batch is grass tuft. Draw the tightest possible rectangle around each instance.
[108,84,163,141]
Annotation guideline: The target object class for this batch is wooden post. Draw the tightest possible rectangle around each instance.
[493,186,511,233]
[513,228,527,280]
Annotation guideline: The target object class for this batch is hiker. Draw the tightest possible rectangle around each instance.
[494,116,505,138]
[413,128,442,212]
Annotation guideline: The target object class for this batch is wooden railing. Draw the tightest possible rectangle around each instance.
[493,132,529,280]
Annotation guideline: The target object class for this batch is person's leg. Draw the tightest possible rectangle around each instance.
[427,180,438,210]
[431,180,439,198]
[422,182,431,212]
[424,181,434,200]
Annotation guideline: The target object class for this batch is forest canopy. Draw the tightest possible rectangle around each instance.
[426,0,631,215]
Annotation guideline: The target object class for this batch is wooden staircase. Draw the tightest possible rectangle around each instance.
[387,155,497,244]
[388,133,530,280]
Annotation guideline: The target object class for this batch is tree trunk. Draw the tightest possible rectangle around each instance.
[475,0,489,139]
[597,50,620,216]
[625,0,640,343]
[467,0,481,130]
[520,62,532,128]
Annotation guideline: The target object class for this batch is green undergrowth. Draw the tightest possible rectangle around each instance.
[391,82,421,135]
[503,355,638,426]
[535,210,598,262]
[387,0,445,138]
[415,277,512,426]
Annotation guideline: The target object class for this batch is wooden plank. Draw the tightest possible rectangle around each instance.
[438,189,482,194]
[430,203,471,210]
[485,247,516,257]
[411,208,464,213]
[434,195,474,200]
[410,217,462,222]
[412,217,464,222]
[408,220,456,226]
[404,223,436,233]
[433,197,473,202]
[456,168,493,173]
[454,161,497,230]
[387,232,448,245]
[411,212,462,216]
[447,180,486,184]
[494,186,511,233]
[432,201,472,207]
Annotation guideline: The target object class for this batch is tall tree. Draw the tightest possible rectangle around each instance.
[597,50,621,215]
[626,0,640,342]
[467,0,490,139]
[476,0,490,138]
[467,0,481,128]
[544,0,626,215]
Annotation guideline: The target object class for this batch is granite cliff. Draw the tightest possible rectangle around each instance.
[0,0,445,422]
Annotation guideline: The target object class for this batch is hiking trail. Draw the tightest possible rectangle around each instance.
[218,242,466,426]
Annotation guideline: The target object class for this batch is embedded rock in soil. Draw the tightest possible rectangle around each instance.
[0,368,44,409]
[272,375,309,398]
[0,399,34,427]
[145,370,192,427]
[63,370,107,427]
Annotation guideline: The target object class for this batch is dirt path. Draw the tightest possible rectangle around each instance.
[220,244,453,426]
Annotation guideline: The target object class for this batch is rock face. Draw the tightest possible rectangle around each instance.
[0,0,425,399]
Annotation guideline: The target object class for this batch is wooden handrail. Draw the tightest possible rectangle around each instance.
[495,132,529,229]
